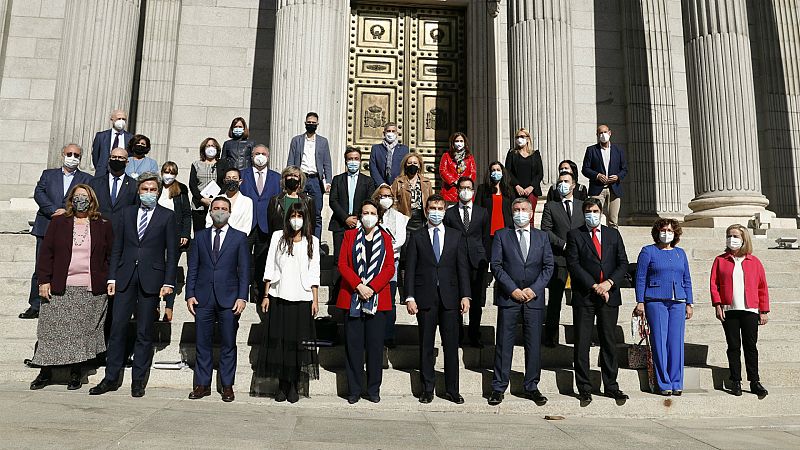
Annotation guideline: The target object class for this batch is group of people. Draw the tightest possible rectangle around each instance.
[23,110,771,406]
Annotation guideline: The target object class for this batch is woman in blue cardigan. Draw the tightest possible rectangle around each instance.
[634,218,693,395]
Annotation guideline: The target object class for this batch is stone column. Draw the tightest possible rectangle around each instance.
[269,0,349,174]
[135,0,181,165]
[683,0,769,224]
[507,0,575,187]
[48,0,141,170]
[621,0,683,221]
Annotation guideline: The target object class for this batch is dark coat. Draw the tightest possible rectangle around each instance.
[403,226,471,310]
[566,225,629,307]
[328,172,376,232]
[443,202,490,269]
[32,168,93,237]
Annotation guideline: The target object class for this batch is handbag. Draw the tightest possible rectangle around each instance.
[627,316,649,369]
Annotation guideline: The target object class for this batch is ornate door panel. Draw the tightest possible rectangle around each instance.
[348,4,467,185]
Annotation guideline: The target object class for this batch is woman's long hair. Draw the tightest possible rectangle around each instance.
[161,161,181,199]
[280,201,314,259]
[64,184,102,221]
[447,131,472,158]
[483,161,514,198]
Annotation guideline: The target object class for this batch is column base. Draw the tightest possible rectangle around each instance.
[685,194,769,228]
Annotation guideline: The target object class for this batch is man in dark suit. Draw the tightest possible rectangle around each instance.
[185,197,250,402]
[581,124,628,228]
[487,198,554,406]
[21,143,92,319]
[239,144,281,302]
[566,197,629,406]
[287,112,332,239]
[443,176,490,348]
[369,122,409,187]
[540,171,585,347]
[405,194,471,404]
[90,172,178,398]
[329,147,377,263]
[89,147,139,228]
[91,109,133,177]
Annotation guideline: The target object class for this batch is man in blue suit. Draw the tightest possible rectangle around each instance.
[239,144,280,302]
[581,124,628,228]
[185,197,250,402]
[89,147,139,228]
[90,172,178,398]
[488,197,554,406]
[369,122,409,186]
[91,109,133,177]
[287,112,332,239]
[21,143,92,319]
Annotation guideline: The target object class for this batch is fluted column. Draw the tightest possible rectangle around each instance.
[269,0,349,173]
[135,0,181,164]
[507,0,574,187]
[621,0,682,220]
[48,0,141,170]
[683,0,769,221]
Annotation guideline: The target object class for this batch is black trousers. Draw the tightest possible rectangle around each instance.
[191,209,208,233]
[722,310,760,382]
[459,266,487,343]
[545,265,569,343]
[248,226,272,301]
[344,311,387,398]
[27,236,43,310]
[104,267,158,383]
[573,300,619,393]
[417,289,460,395]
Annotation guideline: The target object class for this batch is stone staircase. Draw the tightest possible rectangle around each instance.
[2,226,800,418]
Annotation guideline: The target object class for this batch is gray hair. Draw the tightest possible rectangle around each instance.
[511,197,532,208]
[280,165,306,192]
[137,171,162,190]
[62,143,83,154]
[253,143,269,152]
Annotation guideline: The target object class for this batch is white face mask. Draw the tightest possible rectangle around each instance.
[453,141,465,151]
[205,146,218,158]
[253,153,268,167]
[162,174,176,185]
[289,217,304,231]
[379,197,394,210]
[384,132,397,143]
[512,211,530,227]
[598,132,611,144]
[727,236,743,251]
[458,189,474,203]
[113,119,126,131]
[361,214,378,229]
[659,231,674,244]
[516,137,527,147]
[63,155,80,169]
[584,212,601,228]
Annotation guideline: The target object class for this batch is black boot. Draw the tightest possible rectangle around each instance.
[287,381,299,403]
[30,368,51,390]
[730,381,742,396]
[67,366,82,390]
[750,381,768,398]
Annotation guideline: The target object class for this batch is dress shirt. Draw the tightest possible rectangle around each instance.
[515,224,530,256]
[62,168,75,197]
[110,130,123,153]
[212,224,230,249]
[589,226,602,243]
[300,135,317,175]
[253,167,267,195]
[601,145,611,176]
[347,172,358,214]
[108,206,173,288]
[108,173,123,198]
[427,222,445,257]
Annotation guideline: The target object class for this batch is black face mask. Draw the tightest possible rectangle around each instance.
[224,180,240,192]
[285,178,300,191]
[404,165,419,176]
[305,123,318,134]
[133,145,150,155]
[108,159,127,174]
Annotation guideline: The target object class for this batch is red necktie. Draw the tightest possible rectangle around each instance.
[592,228,603,281]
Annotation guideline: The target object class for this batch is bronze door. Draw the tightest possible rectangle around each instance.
[348,4,467,186]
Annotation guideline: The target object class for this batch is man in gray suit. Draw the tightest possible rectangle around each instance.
[287,112,332,239]
[540,171,586,347]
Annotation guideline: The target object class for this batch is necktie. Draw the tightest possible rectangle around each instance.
[138,208,150,240]
[462,205,470,229]
[213,228,221,263]
[385,147,393,180]
[113,132,121,150]
[257,171,264,196]
[565,200,572,218]
[348,175,356,214]
[518,229,528,261]
[111,176,119,205]
[592,227,604,281]
[433,227,441,263]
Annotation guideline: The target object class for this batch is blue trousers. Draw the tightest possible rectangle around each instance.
[194,300,239,387]
[384,281,397,340]
[492,305,543,393]
[645,300,686,391]
[304,176,323,239]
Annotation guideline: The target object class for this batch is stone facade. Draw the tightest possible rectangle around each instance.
[0,0,798,227]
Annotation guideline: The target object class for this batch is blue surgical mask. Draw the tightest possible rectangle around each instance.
[139,192,157,208]
[513,211,530,227]
[557,181,571,197]
[490,171,503,182]
[584,212,601,228]
[427,209,444,226]
[346,160,360,174]
[232,127,244,138]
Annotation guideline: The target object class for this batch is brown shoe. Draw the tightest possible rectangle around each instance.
[221,385,235,402]
[188,385,211,399]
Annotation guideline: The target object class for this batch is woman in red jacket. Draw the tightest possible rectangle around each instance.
[336,199,395,404]
[710,224,770,398]
[439,132,477,204]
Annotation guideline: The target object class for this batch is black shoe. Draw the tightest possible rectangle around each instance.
[444,392,464,404]
[578,391,592,407]
[30,370,51,390]
[673,390,682,396]
[525,389,547,406]
[384,339,396,349]
[366,395,380,403]
[419,391,433,404]
[750,382,768,398]
[67,370,82,391]
[286,382,299,403]
[89,380,118,395]
[274,389,287,402]
[19,307,39,319]
[488,391,504,406]
[131,380,145,398]
[607,389,628,405]
[730,381,742,396]
[347,396,360,404]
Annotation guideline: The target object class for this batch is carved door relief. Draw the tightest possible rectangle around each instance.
[348,4,467,187]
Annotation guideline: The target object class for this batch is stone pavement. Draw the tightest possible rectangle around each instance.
[1,383,799,449]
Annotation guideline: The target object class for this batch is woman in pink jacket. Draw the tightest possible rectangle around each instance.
[709,224,769,398]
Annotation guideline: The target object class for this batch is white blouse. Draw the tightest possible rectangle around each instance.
[205,192,253,234]
[263,232,320,302]
[724,256,759,314]
[158,189,174,211]
[380,208,409,258]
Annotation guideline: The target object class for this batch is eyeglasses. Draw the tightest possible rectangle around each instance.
[65,152,81,158]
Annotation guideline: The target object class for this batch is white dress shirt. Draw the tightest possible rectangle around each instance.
[724,256,759,314]
[515,224,530,258]
[211,224,230,249]
[300,135,318,175]
[108,173,123,198]
[601,145,612,175]
[205,192,253,233]
[109,129,124,153]
[589,226,602,243]
[62,168,75,196]
[427,222,445,257]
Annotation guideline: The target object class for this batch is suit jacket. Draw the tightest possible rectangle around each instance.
[89,173,138,229]
[540,197,586,267]
[186,226,250,308]
[443,202,489,269]
[369,143,409,187]
[240,167,282,234]
[91,129,133,177]
[403,226,471,310]
[490,226,554,309]
[287,134,333,184]
[36,215,114,295]
[32,168,93,237]
[328,172,376,232]
[635,244,693,304]
[108,205,178,294]
[336,229,395,311]
[581,143,628,197]
[565,225,629,307]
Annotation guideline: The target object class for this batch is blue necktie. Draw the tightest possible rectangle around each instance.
[111,176,119,205]
[348,175,356,214]
[138,208,150,241]
[433,227,441,263]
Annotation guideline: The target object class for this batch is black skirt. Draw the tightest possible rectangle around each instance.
[251,296,319,397]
